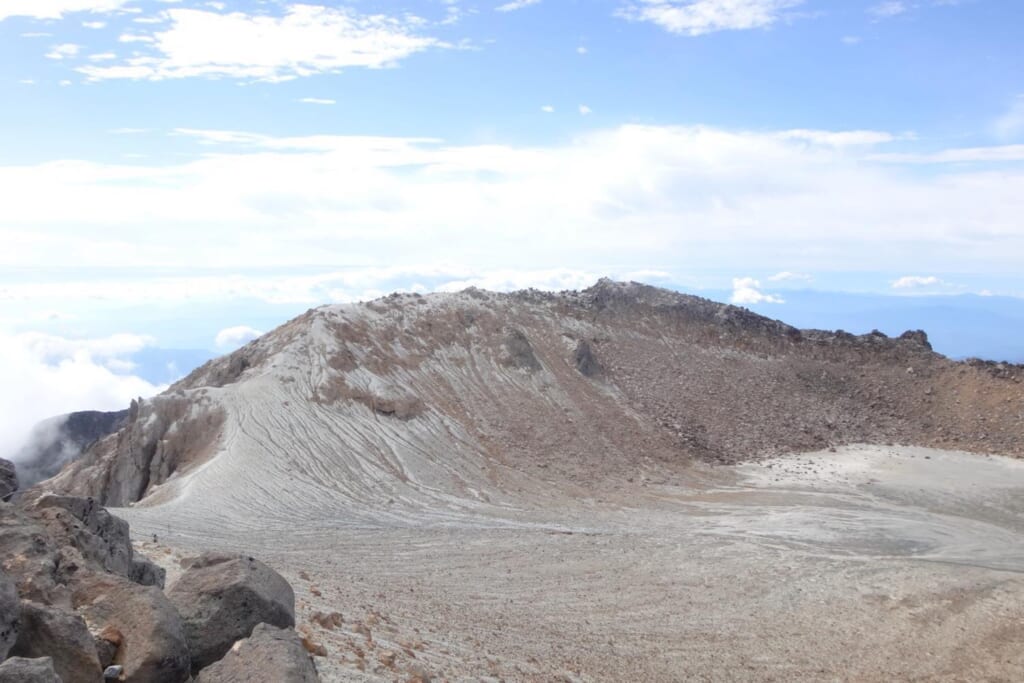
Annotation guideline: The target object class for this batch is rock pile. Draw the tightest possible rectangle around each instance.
[0,461,318,682]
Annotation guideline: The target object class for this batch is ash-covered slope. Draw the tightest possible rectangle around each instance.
[45,280,1023,518]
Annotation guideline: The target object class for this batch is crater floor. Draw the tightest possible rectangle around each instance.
[119,445,1024,682]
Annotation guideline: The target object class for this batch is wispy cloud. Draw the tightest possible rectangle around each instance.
[892,275,941,289]
[45,43,82,60]
[496,0,542,12]
[869,1,908,18]
[869,144,1024,163]
[768,271,812,283]
[77,6,445,82]
[215,326,263,350]
[616,0,804,36]
[298,97,336,105]
[0,0,131,22]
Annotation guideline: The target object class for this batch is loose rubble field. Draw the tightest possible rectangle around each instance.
[121,445,1024,682]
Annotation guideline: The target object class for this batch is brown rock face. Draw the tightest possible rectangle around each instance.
[72,573,190,683]
[194,624,318,683]
[168,553,296,672]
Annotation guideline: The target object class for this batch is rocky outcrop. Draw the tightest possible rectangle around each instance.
[168,553,296,672]
[23,494,164,588]
[0,571,17,660]
[1,485,316,682]
[195,624,319,683]
[0,656,62,683]
[10,600,103,683]
[72,573,190,683]
[10,410,129,489]
[0,460,16,503]
[44,397,225,507]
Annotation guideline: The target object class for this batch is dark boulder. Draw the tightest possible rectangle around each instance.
[10,600,102,683]
[195,624,318,683]
[0,656,63,683]
[167,553,295,672]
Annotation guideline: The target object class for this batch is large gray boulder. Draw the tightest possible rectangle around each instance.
[72,573,190,683]
[167,553,295,672]
[0,569,18,660]
[0,656,63,683]
[0,459,16,502]
[195,624,318,683]
[10,600,102,683]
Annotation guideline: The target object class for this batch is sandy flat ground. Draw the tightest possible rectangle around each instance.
[120,445,1024,682]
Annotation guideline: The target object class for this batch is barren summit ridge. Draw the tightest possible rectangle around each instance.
[47,280,1022,512]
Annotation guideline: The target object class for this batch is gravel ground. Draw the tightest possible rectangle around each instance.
[122,445,1024,682]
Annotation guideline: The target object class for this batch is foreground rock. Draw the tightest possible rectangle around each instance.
[72,573,190,683]
[0,570,18,660]
[10,600,103,683]
[0,459,16,502]
[168,553,295,671]
[0,656,62,683]
[195,624,318,683]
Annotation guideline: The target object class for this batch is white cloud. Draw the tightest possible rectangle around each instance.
[994,95,1024,141]
[541,105,554,113]
[617,0,804,36]
[77,6,445,82]
[45,43,81,60]
[82,20,106,29]
[891,275,941,289]
[777,129,896,146]
[869,1,908,18]
[730,277,784,304]
[767,271,812,282]
[214,325,263,350]
[579,104,593,115]
[869,145,1024,164]
[88,52,117,61]
[0,331,163,461]
[298,97,335,105]
[0,124,1023,277]
[496,0,542,11]
[577,46,588,55]
[841,35,862,45]
[0,0,131,21]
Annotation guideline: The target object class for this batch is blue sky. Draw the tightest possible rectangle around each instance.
[0,0,1023,452]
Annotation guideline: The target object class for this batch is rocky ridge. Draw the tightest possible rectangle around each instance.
[43,279,1023,511]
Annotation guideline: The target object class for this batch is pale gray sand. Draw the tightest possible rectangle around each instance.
[120,445,1024,682]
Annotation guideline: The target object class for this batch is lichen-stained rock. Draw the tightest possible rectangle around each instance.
[0,569,18,660]
[10,600,102,683]
[0,459,17,503]
[22,494,164,588]
[0,656,63,683]
[72,573,190,683]
[195,624,318,683]
[168,553,295,672]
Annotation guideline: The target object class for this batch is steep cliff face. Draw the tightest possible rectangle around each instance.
[43,280,1023,512]
[11,410,130,489]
